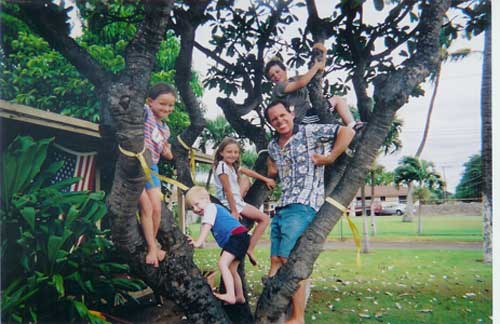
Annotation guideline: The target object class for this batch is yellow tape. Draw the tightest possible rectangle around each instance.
[325,197,361,266]
[155,173,189,192]
[118,145,152,184]
[177,135,190,151]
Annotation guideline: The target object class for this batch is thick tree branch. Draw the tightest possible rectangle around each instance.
[172,2,210,187]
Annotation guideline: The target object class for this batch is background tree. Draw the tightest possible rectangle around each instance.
[454,153,482,200]
[1,0,474,322]
[394,156,444,234]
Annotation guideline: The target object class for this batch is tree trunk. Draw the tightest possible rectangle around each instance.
[481,24,492,263]
[415,62,441,157]
[402,182,414,222]
[417,200,423,234]
[370,170,377,235]
[361,186,370,253]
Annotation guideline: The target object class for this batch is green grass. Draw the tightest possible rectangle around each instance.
[188,215,483,243]
[193,248,492,324]
[328,215,483,242]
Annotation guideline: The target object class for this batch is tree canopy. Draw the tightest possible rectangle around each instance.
[455,153,482,200]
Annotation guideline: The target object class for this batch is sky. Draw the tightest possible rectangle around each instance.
[190,2,485,194]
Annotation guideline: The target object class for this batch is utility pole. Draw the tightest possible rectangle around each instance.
[441,165,448,202]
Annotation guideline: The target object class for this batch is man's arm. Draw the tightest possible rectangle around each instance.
[311,126,355,166]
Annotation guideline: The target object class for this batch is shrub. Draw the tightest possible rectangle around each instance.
[1,136,144,323]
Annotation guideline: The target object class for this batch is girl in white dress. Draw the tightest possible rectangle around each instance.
[213,138,276,265]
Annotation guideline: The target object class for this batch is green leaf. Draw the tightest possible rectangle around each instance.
[111,278,144,291]
[52,273,65,297]
[20,206,36,230]
[47,235,64,264]
[73,300,89,318]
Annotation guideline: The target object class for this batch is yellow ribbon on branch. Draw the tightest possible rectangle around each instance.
[177,135,196,178]
[118,145,189,192]
[325,197,361,266]
[118,145,152,184]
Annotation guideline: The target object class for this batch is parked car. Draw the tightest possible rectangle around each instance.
[376,202,411,216]
[350,202,382,216]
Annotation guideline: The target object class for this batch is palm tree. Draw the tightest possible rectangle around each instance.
[198,116,238,153]
[480,23,491,263]
[394,156,444,233]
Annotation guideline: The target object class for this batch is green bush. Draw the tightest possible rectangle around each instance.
[1,136,144,323]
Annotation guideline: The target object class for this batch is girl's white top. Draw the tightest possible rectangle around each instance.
[214,161,246,213]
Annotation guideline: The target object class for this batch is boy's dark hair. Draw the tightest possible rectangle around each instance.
[264,100,291,122]
[264,59,287,79]
[148,82,177,100]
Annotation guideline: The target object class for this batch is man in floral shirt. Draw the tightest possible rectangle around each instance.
[266,100,354,324]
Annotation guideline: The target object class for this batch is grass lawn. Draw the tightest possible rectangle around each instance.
[328,215,483,242]
[188,215,483,243]
[193,248,492,324]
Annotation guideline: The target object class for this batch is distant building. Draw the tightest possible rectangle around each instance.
[354,185,409,204]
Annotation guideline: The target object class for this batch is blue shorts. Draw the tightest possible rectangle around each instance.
[145,164,161,190]
[270,203,316,258]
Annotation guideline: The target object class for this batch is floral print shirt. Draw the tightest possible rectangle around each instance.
[268,124,339,211]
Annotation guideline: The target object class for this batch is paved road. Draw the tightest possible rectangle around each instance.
[205,240,481,250]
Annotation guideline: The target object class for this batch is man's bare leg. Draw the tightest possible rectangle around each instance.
[285,280,307,324]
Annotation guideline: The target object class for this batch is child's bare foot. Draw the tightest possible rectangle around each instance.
[214,292,236,304]
[156,248,166,262]
[246,251,257,266]
[145,250,159,267]
[284,319,305,324]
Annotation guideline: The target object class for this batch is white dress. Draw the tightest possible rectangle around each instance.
[214,161,246,213]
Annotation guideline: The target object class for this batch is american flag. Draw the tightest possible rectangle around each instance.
[48,144,97,192]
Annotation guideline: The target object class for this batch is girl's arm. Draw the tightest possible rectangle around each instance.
[218,174,241,220]
[189,223,212,248]
[239,167,276,190]
[283,59,325,93]
[267,158,278,179]
[161,142,173,160]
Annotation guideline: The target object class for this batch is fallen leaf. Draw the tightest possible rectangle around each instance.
[395,303,402,310]
[419,309,433,313]
[358,312,370,319]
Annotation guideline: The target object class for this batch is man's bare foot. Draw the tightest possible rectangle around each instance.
[145,250,159,267]
[213,292,236,304]
[156,248,166,262]
[247,251,257,266]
